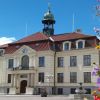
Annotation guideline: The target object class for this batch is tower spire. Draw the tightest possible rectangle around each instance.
[48,2,51,12]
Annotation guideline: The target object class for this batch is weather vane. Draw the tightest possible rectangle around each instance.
[48,2,51,12]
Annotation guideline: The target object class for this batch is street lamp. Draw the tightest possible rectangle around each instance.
[38,81,42,95]
[45,74,54,95]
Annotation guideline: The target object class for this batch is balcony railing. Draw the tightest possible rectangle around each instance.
[8,65,35,71]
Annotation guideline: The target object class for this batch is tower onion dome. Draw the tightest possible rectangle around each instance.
[42,9,55,24]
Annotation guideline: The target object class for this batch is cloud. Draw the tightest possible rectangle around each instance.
[0,37,16,45]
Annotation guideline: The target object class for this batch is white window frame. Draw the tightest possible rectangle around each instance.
[76,39,85,49]
[63,41,71,51]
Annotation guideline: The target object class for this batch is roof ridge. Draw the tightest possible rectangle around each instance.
[13,32,49,44]
[52,33,70,36]
[52,32,92,37]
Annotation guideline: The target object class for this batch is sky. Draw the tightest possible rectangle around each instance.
[0,0,100,45]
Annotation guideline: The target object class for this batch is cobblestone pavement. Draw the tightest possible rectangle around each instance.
[0,95,74,100]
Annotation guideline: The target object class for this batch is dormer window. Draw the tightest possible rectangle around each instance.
[63,41,71,51]
[76,40,85,49]
[64,43,69,50]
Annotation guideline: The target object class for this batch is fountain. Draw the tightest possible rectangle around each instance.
[74,82,87,100]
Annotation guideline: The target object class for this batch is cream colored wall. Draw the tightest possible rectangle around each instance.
[56,48,99,86]
[34,51,54,86]
[0,45,99,88]
[0,57,8,86]
[4,46,55,87]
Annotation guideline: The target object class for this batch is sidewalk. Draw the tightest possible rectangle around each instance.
[0,95,74,100]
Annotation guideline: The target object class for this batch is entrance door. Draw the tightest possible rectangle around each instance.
[20,80,27,94]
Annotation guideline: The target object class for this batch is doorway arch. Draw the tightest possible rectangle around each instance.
[20,80,27,94]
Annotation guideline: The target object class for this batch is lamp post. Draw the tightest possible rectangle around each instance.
[38,81,42,95]
[38,81,47,97]
[45,74,54,95]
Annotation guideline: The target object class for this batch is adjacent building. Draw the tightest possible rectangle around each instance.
[0,7,99,95]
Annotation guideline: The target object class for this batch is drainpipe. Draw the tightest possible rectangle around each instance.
[49,37,56,94]
[53,43,56,94]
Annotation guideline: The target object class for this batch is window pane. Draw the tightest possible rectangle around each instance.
[39,57,45,67]
[8,74,11,83]
[78,41,83,49]
[83,55,91,66]
[70,56,77,67]
[84,72,91,83]
[64,43,69,50]
[8,59,14,68]
[85,88,91,94]
[38,88,42,94]
[38,72,44,83]
[58,57,64,67]
[21,55,29,69]
[57,73,64,83]
[70,72,77,83]
[58,88,63,94]
[70,88,76,94]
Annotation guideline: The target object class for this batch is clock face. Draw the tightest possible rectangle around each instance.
[22,48,28,54]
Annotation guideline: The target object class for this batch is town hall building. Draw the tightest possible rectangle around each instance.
[0,7,99,95]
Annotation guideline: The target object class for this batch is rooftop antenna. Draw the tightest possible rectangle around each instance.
[72,13,75,32]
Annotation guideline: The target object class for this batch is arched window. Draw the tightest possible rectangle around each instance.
[64,43,69,50]
[63,41,71,51]
[21,55,29,70]
[78,41,83,49]
[76,40,85,49]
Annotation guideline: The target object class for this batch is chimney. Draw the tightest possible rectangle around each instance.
[76,29,82,33]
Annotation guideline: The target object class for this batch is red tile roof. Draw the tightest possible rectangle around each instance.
[3,32,96,54]
[5,45,18,54]
[14,32,49,44]
[28,42,50,51]
[5,41,50,54]
[0,44,8,48]
[51,32,93,41]
[12,32,94,44]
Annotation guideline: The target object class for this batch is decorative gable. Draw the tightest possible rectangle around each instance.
[13,45,36,55]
